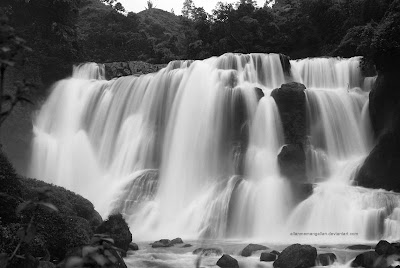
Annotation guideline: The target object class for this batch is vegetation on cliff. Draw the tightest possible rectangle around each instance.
[0,0,399,89]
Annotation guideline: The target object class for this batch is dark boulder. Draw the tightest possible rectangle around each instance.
[271,82,307,145]
[347,245,374,250]
[316,253,337,266]
[260,252,277,262]
[128,242,139,251]
[375,240,397,256]
[216,254,239,268]
[351,251,387,268]
[193,247,223,256]
[95,214,132,254]
[182,244,192,248]
[170,238,184,245]
[152,239,172,248]
[356,132,400,192]
[273,244,317,268]
[241,244,268,257]
[278,144,307,182]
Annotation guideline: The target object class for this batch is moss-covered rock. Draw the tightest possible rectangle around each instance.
[0,151,103,263]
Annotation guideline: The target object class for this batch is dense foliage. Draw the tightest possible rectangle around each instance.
[0,0,399,88]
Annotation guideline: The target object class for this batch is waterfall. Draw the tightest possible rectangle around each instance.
[29,54,400,242]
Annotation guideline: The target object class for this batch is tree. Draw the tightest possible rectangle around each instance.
[114,2,125,12]
[0,9,33,129]
[182,0,194,18]
[146,0,155,10]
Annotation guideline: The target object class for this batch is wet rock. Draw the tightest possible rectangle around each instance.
[356,131,400,193]
[278,144,307,182]
[241,244,268,257]
[271,250,281,256]
[271,82,307,145]
[104,61,166,80]
[193,248,223,256]
[170,238,184,245]
[260,252,277,262]
[128,242,139,251]
[182,244,192,248]
[273,244,317,268]
[347,245,374,250]
[316,253,337,266]
[254,87,265,100]
[376,240,397,256]
[351,251,387,268]
[152,239,172,248]
[217,254,239,268]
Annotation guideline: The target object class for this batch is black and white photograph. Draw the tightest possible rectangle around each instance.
[0,0,399,267]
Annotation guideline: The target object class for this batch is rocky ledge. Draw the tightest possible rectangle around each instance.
[104,61,167,80]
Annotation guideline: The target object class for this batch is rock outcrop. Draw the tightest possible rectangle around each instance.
[271,82,308,183]
[271,82,307,145]
[104,61,166,80]
[355,0,400,192]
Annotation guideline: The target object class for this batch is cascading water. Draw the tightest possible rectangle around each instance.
[29,53,400,244]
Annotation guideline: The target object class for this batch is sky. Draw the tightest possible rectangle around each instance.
[118,0,266,15]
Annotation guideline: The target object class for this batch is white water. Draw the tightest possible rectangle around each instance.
[29,54,400,246]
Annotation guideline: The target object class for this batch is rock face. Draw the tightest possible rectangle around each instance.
[216,254,239,268]
[241,244,268,257]
[273,244,317,268]
[271,82,307,183]
[104,61,166,79]
[356,1,400,192]
[271,82,307,145]
[316,253,337,266]
[356,132,400,192]
[351,251,387,268]
[278,144,307,182]
[260,252,277,262]
[95,213,132,255]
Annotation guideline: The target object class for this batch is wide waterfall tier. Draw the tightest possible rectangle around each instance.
[29,53,399,242]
